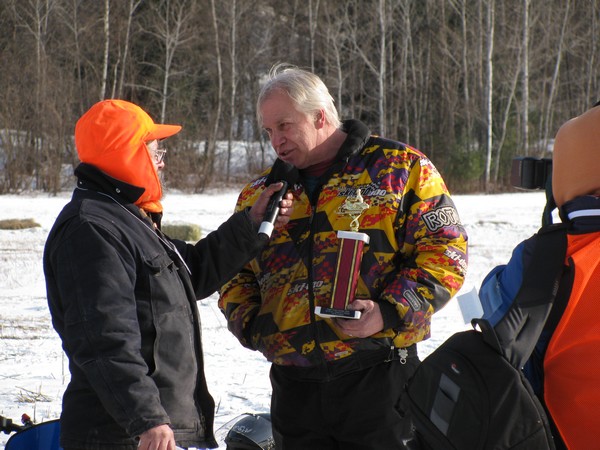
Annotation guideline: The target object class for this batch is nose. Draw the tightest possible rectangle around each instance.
[271,130,285,152]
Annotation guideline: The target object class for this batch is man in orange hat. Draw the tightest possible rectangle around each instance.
[43,99,293,450]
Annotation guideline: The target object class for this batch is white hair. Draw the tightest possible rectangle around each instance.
[256,63,341,129]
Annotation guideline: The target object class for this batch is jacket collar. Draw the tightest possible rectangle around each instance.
[337,119,371,161]
[322,119,371,178]
[560,195,600,233]
[74,162,146,204]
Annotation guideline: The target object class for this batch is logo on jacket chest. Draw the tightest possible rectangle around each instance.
[338,183,387,199]
[288,280,324,295]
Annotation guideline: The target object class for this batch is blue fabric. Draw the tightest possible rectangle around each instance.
[5,420,62,450]
[478,234,542,392]
[479,241,526,326]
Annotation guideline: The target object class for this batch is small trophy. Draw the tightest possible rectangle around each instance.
[315,189,370,320]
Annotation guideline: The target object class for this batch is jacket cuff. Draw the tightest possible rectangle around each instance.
[242,207,260,231]
[128,415,170,439]
[379,301,403,330]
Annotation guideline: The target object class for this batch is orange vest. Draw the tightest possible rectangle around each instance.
[544,231,600,449]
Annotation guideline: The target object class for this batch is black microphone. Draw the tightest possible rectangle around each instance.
[258,159,298,239]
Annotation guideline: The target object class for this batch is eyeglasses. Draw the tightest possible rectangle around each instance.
[145,140,167,164]
[151,148,167,164]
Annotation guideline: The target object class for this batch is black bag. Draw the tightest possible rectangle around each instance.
[407,225,567,450]
[407,330,556,449]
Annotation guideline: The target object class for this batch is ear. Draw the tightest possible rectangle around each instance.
[314,110,326,129]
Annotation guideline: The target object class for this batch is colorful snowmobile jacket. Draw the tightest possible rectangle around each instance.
[219,120,468,380]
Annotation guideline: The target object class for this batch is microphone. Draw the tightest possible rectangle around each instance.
[258,180,289,239]
[258,159,298,239]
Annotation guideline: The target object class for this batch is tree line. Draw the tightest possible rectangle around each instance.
[0,0,597,194]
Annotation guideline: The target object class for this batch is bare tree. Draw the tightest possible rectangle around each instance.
[116,0,142,99]
[322,2,347,116]
[99,0,109,100]
[190,0,225,191]
[449,0,473,150]
[484,0,495,192]
[56,0,85,114]
[394,0,417,144]
[308,0,320,72]
[9,0,57,189]
[585,0,599,105]
[540,0,570,153]
[492,64,520,185]
[2,0,600,194]
[346,0,387,135]
[225,0,237,182]
[521,0,530,155]
[433,1,459,150]
[140,0,198,122]
[376,0,386,136]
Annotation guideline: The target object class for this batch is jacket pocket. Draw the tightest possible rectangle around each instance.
[143,253,189,314]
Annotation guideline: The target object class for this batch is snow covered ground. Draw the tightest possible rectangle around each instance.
[0,187,549,448]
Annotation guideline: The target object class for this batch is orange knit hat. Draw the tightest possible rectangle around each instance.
[75,99,181,212]
[552,105,600,207]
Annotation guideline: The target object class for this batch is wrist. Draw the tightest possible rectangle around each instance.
[244,207,260,228]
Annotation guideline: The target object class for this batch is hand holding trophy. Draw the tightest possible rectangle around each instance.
[315,189,370,320]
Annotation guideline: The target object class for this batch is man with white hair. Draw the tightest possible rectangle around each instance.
[220,65,467,449]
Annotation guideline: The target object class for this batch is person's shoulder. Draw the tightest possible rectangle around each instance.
[369,135,429,158]
[46,193,122,247]
[369,134,405,150]
[235,172,268,205]
[72,193,141,238]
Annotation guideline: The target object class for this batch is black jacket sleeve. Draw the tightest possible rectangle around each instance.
[173,209,265,299]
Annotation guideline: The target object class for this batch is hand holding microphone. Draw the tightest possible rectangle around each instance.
[248,159,298,240]
[258,180,290,238]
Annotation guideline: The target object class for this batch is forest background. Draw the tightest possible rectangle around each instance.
[0,0,598,195]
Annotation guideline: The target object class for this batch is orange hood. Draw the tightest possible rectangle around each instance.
[75,99,181,212]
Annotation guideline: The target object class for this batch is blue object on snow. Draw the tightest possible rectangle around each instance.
[5,420,61,450]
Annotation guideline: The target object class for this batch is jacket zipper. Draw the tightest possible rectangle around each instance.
[305,183,334,379]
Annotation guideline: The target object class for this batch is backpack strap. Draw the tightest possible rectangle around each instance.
[473,224,568,368]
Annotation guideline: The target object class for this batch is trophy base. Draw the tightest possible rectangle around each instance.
[314,306,362,320]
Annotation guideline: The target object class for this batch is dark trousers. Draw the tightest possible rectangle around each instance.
[270,357,420,450]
